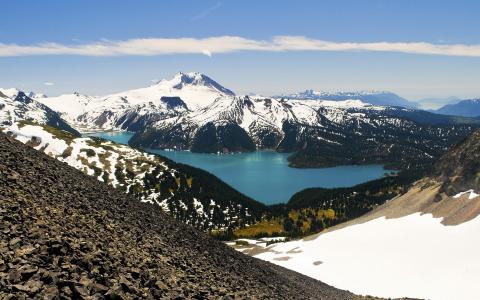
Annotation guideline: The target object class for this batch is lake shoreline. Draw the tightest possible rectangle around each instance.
[88,131,391,205]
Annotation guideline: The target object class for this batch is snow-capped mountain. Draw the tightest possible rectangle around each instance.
[36,72,234,131]
[27,91,47,99]
[279,89,418,108]
[435,98,480,117]
[0,88,78,135]
[130,94,478,170]
[34,92,95,122]
[130,95,382,151]
[20,72,480,170]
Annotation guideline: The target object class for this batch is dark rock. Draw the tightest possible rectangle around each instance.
[39,285,59,300]
[0,134,354,299]
[13,279,43,294]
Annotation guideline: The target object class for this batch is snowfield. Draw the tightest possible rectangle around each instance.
[250,212,480,300]
[1,88,49,125]
[35,72,234,130]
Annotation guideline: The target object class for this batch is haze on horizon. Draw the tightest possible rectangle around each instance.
[2,0,480,109]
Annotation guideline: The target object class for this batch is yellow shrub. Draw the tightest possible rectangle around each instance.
[186,177,193,188]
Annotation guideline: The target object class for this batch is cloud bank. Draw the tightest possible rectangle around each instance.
[1,36,480,57]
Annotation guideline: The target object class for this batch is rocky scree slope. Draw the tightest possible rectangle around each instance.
[0,133,355,299]
[2,122,267,233]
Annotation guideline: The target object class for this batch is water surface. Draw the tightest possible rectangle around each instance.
[89,131,389,204]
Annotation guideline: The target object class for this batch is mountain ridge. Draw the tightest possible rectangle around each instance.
[0,89,79,136]
[435,98,480,117]
[278,89,419,108]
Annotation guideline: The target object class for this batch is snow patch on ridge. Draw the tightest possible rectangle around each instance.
[453,189,479,200]
[7,124,68,154]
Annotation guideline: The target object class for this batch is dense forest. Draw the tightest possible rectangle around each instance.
[233,170,423,239]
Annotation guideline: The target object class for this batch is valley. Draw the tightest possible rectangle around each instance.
[4,2,480,299]
[90,131,390,204]
[3,74,480,299]
[2,76,476,242]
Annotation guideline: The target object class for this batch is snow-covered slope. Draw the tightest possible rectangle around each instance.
[236,179,480,300]
[36,72,234,131]
[35,92,95,122]
[129,94,477,170]
[280,89,418,108]
[0,88,78,135]
[103,72,234,110]
[135,95,384,148]
[246,212,480,300]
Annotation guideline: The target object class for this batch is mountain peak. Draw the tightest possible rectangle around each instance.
[172,71,208,86]
[157,72,235,96]
[0,88,21,99]
[436,98,480,117]
[28,91,47,99]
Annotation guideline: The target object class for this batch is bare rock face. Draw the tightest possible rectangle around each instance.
[432,129,480,195]
[0,133,354,299]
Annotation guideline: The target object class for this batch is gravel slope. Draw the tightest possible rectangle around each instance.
[0,133,355,299]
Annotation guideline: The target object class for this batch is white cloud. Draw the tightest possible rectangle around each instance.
[1,36,480,57]
[44,82,55,86]
[202,49,212,57]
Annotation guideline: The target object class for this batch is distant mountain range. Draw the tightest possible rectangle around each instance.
[416,96,461,110]
[278,89,419,108]
[435,98,480,117]
[33,72,229,131]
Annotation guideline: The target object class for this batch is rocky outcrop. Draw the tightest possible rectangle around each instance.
[431,129,480,195]
[0,134,354,299]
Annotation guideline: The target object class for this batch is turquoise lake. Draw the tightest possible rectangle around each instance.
[89,131,390,205]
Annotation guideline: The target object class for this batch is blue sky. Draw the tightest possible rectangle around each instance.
[2,0,480,106]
